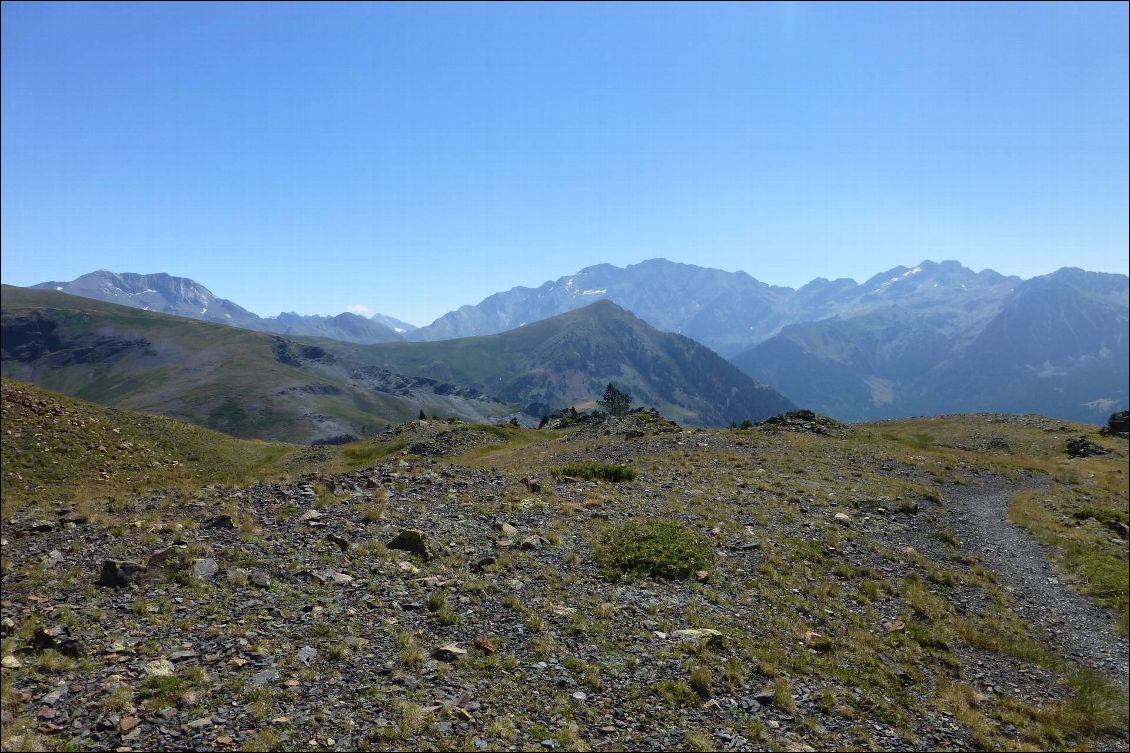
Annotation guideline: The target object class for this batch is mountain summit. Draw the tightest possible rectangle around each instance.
[33,271,408,345]
[33,271,262,328]
[359,299,795,425]
[409,258,1023,356]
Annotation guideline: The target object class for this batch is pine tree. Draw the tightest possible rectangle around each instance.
[599,383,632,416]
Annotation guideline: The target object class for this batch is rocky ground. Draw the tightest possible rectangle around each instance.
[944,479,1128,688]
[2,408,1128,752]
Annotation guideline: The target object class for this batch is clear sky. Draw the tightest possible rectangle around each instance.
[2,2,1127,326]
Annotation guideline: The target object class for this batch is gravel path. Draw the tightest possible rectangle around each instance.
[946,477,1129,689]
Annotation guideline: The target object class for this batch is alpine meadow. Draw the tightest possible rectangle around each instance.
[1,4,1127,753]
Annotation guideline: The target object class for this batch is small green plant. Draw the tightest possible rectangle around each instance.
[689,665,713,698]
[596,518,714,579]
[928,530,958,547]
[140,675,188,707]
[656,680,700,707]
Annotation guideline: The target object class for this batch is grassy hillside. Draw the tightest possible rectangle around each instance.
[341,300,795,424]
[2,289,792,437]
[1,286,513,442]
[0,380,303,516]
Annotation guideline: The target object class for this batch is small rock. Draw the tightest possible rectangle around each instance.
[144,659,175,677]
[471,556,497,573]
[388,529,433,561]
[520,535,548,550]
[251,668,279,686]
[753,683,776,706]
[147,546,184,567]
[32,626,82,657]
[493,520,519,537]
[833,512,852,527]
[23,520,56,535]
[1,655,22,668]
[432,643,467,662]
[190,558,219,580]
[119,716,141,733]
[98,559,145,588]
[202,514,235,529]
[250,571,272,589]
[669,628,723,648]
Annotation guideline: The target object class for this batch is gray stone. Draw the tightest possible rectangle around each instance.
[432,643,467,662]
[190,558,219,580]
[32,625,82,657]
[388,529,432,561]
[97,559,145,588]
[202,514,235,529]
[251,668,279,686]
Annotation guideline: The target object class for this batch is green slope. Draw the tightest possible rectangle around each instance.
[0,379,302,513]
[1,286,511,442]
[2,288,793,439]
[341,300,795,425]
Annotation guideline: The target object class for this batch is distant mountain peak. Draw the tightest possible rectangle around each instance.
[32,270,411,345]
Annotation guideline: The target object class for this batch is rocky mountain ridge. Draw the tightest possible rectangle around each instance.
[32,272,407,345]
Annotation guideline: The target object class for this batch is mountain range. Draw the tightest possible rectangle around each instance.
[33,271,409,344]
[17,258,1130,425]
[1,286,791,441]
[405,258,1127,423]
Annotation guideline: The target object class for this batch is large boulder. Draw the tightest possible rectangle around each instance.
[1100,410,1129,438]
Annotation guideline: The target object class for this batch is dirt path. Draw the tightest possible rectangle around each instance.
[945,477,1129,689]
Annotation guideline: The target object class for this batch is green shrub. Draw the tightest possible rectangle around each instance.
[597,519,714,579]
[553,462,637,483]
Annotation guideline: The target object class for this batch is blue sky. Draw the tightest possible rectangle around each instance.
[2,2,1127,325]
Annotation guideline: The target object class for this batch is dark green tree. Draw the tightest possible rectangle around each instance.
[418,409,427,420]
[599,383,632,416]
